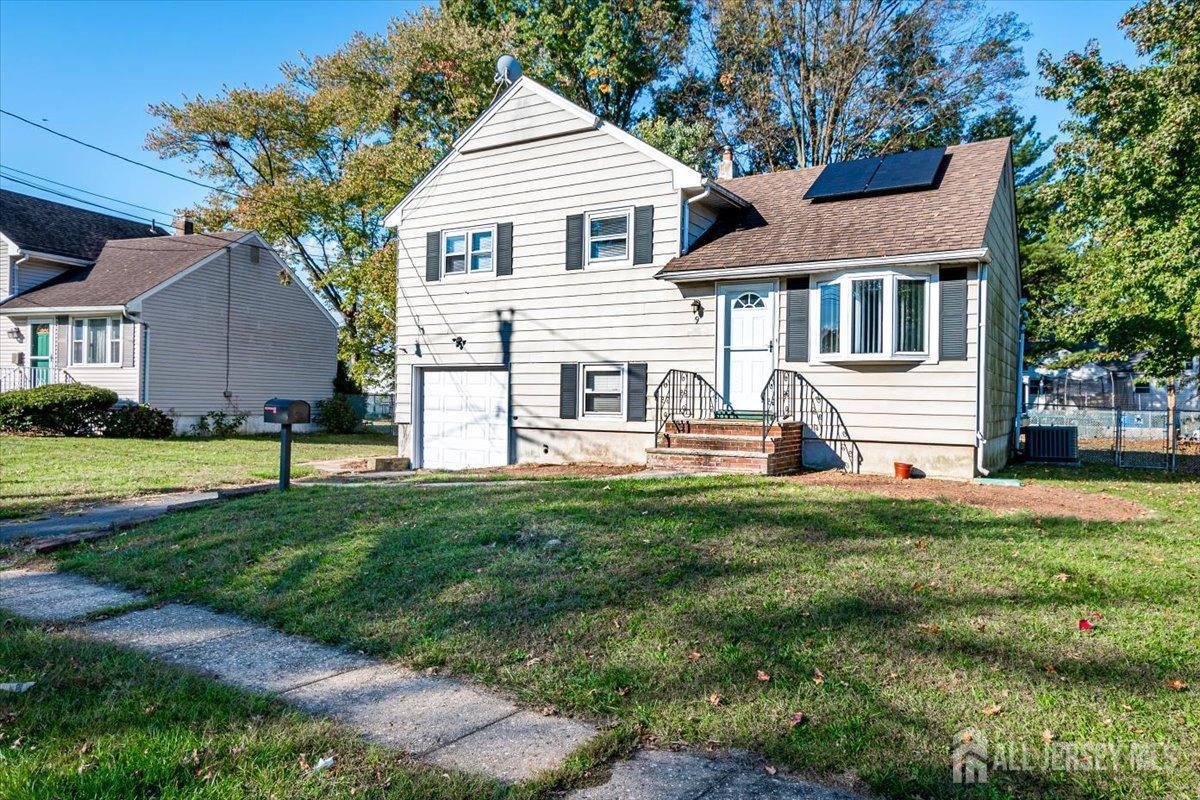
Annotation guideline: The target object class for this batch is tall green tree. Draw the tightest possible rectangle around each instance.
[1037,0,1200,380]
[696,0,1028,170]
[146,10,500,387]
[446,0,692,128]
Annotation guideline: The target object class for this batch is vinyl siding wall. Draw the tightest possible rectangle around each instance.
[685,199,720,250]
[394,84,707,463]
[15,259,71,294]
[139,240,337,420]
[0,235,9,298]
[0,312,141,400]
[980,154,1021,471]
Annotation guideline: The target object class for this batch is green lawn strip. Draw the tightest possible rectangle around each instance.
[0,615,515,800]
[0,432,395,520]
[59,471,1200,799]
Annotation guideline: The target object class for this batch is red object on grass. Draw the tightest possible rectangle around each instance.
[1078,619,1094,631]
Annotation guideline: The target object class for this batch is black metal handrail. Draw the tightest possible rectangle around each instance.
[760,368,862,471]
[0,366,76,393]
[654,369,734,441]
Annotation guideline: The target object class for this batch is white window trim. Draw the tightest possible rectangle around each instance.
[70,315,122,367]
[441,224,497,278]
[583,208,632,267]
[580,362,627,419]
[808,268,940,365]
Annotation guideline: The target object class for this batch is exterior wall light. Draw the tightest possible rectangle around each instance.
[6,327,21,341]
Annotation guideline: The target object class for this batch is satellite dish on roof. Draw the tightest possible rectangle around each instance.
[495,55,522,85]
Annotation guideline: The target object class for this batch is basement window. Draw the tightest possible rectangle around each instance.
[582,363,625,417]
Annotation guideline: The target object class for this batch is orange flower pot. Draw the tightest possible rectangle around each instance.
[894,462,914,480]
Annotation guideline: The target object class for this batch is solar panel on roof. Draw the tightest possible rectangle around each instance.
[802,157,882,200]
[864,146,946,194]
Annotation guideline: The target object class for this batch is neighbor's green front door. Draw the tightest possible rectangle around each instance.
[30,323,51,386]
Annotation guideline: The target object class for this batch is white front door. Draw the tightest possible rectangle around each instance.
[719,283,775,411]
[420,368,509,469]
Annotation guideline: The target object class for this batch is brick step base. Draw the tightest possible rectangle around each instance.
[646,447,770,474]
[673,419,782,437]
[659,432,775,453]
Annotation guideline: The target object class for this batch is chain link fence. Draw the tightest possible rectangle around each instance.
[1026,404,1197,472]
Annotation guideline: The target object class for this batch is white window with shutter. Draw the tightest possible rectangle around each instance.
[581,363,626,417]
[809,269,939,364]
[442,225,496,276]
[584,209,631,265]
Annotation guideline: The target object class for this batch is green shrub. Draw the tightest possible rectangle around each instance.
[101,404,174,439]
[315,394,359,433]
[190,410,249,437]
[0,383,118,435]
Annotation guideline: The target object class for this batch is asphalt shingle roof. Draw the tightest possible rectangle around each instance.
[0,230,248,310]
[660,138,1011,276]
[0,189,170,261]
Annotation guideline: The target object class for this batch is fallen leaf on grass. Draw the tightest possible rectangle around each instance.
[812,668,825,685]
[917,623,942,634]
[764,765,778,775]
[756,670,771,682]
[708,693,723,707]
[687,651,702,661]
[1042,729,1055,743]
[788,711,807,728]
[1054,572,1070,582]
[980,704,1003,717]
[1166,678,1189,692]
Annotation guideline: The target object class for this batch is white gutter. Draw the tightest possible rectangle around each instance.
[657,247,990,283]
[16,249,94,268]
[974,263,990,476]
[0,305,127,315]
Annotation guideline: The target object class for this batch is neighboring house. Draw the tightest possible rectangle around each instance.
[386,76,1020,479]
[0,190,338,432]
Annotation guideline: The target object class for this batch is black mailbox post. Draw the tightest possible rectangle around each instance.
[264,398,310,490]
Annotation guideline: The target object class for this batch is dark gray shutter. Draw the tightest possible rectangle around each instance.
[785,276,809,362]
[559,363,578,418]
[940,266,968,360]
[425,231,441,282]
[627,363,647,421]
[496,222,513,276]
[565,214,584,270]
[633,205,654,265]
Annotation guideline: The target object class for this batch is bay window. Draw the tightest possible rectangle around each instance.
[71,317,121,365]
[811,272,932,361]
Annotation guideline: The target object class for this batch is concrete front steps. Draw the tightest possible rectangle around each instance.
[647,418,803,475]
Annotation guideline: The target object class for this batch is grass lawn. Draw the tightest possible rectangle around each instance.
[57,466,1199,799]
[0,616,515,799]
[0,432,395,520]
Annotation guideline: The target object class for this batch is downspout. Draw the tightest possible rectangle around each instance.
[1015,299,1026,452]
[974,262,990,476]
[10,252,29,299]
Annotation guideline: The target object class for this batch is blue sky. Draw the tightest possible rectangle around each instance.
[0,0,1139,223]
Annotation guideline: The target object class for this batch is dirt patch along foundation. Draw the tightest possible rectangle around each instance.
[785,471,1151,522]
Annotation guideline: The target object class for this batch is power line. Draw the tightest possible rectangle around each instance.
[0,108,235,197]
[0,173,167,229]
[1,164,178,218]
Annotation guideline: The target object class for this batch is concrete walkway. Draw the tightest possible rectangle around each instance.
[0,491,222,544]
[0,568,867,798]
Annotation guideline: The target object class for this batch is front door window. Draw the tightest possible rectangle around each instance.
[30,322,51,386]
[721,284,774,411]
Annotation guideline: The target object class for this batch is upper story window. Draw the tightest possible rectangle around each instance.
[814,271,932,362]
[586,210,630,264]
[71,317,121,365]
[443,226,494,276]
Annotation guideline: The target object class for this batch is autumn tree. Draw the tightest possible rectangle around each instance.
[146,10,500,387]
[1036,0,1200,381]
[694,0,1028,170]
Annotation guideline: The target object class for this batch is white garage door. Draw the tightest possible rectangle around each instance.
[421,369,509,469]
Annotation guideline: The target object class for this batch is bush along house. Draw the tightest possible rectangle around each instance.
[0,190,339,432]
[385,71,1020,479]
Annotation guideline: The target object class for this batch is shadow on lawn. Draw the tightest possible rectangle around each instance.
[62,477,1194,800]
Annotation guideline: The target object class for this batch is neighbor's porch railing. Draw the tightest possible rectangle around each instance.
[0,366,77,393]
[653,369,735,442]
[761,368,862,471]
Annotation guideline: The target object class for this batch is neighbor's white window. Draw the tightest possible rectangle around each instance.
[585,210,630,264]
[582,363,625,417]
[72,317,121,365]
[812,272,931,361]
[443,226,495,276]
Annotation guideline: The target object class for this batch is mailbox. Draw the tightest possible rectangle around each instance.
[263,398,310,425]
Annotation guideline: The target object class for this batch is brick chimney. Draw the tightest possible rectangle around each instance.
[172,215,195,236]
[718,145,735,180]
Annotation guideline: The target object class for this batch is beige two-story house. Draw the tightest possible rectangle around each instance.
[385,76,1020,479]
